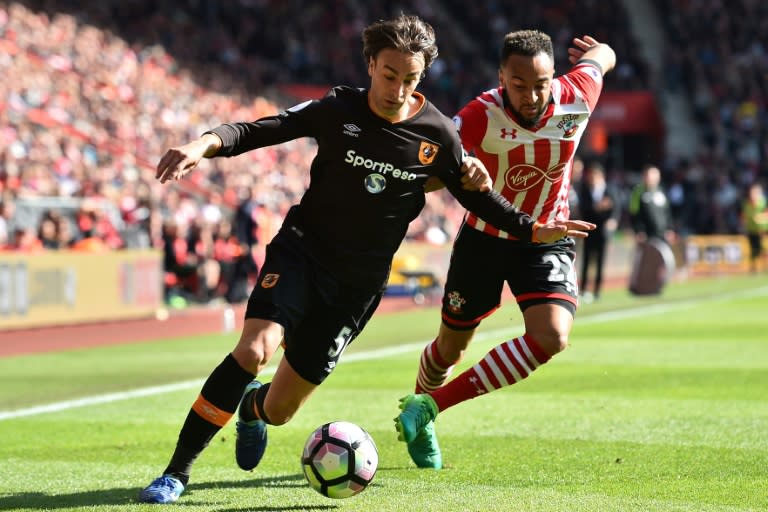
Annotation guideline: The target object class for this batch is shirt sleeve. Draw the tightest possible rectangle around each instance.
[566,62,604,112]
[444,179,535,241]
[453,99,488,153]
[205,98,320,157]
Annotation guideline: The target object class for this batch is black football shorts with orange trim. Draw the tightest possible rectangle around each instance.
[245,225,383,384]
[440,224,578,331]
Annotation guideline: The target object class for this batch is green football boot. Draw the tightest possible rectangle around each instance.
[395,393,439,442]
[407,420,442,469]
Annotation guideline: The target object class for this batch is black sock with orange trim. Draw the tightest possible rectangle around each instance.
[239,382,272,424]
[163,353,254,483]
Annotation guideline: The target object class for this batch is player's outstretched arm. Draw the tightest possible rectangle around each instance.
[533,219,596,243]
[156,133,222,184]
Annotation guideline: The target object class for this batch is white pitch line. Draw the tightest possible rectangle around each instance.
[0,379,213,420]
[1,285,766,422]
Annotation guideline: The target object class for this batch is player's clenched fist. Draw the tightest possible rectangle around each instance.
[460,156,492,192]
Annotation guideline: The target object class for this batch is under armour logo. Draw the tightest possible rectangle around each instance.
[469,376,486,395]
[500,128,517,140]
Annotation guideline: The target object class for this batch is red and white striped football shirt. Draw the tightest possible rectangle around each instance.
[455,62,604,239]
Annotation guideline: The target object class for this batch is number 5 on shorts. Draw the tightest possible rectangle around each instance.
[328,326,354,359]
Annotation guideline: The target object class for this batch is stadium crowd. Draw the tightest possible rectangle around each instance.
[652,0,768,235]
[0,0,766,304]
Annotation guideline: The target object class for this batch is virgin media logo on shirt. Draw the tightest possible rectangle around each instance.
[504,163,566,191]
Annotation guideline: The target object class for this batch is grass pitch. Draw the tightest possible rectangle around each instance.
[1,273,767,511]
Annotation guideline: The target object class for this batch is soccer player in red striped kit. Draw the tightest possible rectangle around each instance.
[395,30,616,469]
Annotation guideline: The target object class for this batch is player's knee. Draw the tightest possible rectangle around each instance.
[555,334,570,353]
[233,321,282,372]
[530,330,569,356]
[232,341,269,370]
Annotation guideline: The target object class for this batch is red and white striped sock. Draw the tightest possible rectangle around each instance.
[430,333,551,412]
[415,338,456,393]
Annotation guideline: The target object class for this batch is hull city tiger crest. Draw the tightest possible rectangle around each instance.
[418,141,439,165]
[261,273,280,289]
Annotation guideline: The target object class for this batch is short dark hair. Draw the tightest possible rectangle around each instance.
[500,29,554,64]
[362,14,438,72]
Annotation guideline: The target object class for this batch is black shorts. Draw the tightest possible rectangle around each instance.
[441,224,578,330]
[245,226,384,384]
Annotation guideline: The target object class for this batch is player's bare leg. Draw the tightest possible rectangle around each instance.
[140,318,284,502]
[398,303,573,469]
[232,318,285,376]
[233,319,319,470]
[427,303,572,411]
[520,303,573,356]
[258,356,319,425]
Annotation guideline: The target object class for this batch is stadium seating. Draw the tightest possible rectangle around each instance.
[1,0,763,302]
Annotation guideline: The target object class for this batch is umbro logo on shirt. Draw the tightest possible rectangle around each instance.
[343,123,361,137]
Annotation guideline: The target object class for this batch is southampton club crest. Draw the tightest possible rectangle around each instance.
[557,114,581,138]
[446,291,466,314]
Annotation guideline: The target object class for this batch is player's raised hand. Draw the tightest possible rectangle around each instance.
[460,156,492,192]
[533,219,596,243]
[156,134,221,184]
[567,35,600,65]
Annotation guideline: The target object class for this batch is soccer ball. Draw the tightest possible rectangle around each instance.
[301,421,378,499]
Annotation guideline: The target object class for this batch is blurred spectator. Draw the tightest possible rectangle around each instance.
[666,165,694,236]
[70,228,109,252]
[187,220,221,302]
[577,162,621,302]
[742,182,768,273]
[6,226,44,252]
[161,219,199,303]
[226,185,261,303]
[212,218,246,302]
[232,185,260,249]
[0,196,16,247]
[56,216,75,248]
[712,172,741,234]
[37,213,59,248]
[628,164,675,245]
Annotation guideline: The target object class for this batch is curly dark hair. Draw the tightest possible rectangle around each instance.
[500,29,554,64]
[362,14,438,73]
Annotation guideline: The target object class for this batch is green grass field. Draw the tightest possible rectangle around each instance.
[1,274,767,511]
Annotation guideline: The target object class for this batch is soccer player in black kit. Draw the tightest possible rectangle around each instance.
[139,14,595,503]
